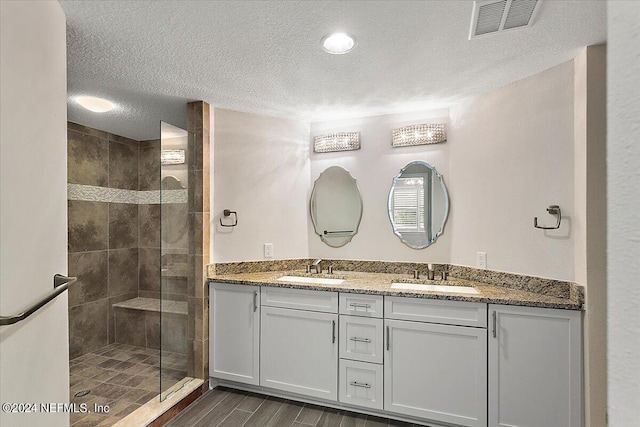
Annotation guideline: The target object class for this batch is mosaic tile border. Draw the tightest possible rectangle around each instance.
[68,184,187,204]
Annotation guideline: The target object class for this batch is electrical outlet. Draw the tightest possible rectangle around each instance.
[264,243,273,258]
[476,252,487,269]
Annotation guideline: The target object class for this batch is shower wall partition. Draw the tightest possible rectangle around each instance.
[159,121,193,399]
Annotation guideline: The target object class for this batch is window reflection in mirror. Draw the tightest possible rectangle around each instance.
[388,161,449,249]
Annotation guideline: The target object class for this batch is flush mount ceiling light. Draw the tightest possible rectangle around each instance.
[392,124,447,147]
[321,32,356,54]
[75,96,115,113]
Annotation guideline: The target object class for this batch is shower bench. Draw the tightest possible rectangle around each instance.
[112,297,188,354]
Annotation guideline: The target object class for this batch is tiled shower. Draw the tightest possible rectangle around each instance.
[65,102,211,426]
[66,121,187,424]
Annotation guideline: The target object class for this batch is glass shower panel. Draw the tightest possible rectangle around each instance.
[159,121,193,400]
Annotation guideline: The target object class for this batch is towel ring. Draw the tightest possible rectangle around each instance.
[220,209,238,227]
[534,205,561,230]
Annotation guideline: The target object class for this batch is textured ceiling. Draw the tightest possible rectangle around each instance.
[60,0,606,140]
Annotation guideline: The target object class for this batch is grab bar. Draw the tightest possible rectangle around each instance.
[0,274,76,326]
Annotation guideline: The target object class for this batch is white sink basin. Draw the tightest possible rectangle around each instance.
[391,282,479,294]
[277,276,345,285]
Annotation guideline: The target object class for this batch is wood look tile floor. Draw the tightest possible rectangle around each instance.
[166,387,421,427]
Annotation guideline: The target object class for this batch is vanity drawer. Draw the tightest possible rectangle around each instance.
[339,316,383,364]
[261,287,338,313]
[385,297,487,328]
[339,359,383,410]
[339,293,384,318]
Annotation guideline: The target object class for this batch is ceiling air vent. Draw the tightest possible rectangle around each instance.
[469,0,542,40]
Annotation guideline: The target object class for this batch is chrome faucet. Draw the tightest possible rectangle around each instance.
[307,259,322,274]
[427,263,435,280]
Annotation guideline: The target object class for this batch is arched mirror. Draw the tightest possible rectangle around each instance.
[310,166,363,247]
[388,161,449,249]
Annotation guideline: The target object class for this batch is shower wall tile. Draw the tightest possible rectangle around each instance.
[68,250,108,307]
[140,290,187,302]
[109,140,139,190]
[188,255,206,299]
[188,170,204,213]
[192,296,207,344]
[68,200,108,252]
[187,101,210,380]
[109,133,138,148]
[68,122,109,140]
[160,313,188,354]
[163,277,188,296]
[139,142,160,191]
[69,299,108,359]
[139,139,160,149]
[67,129,109,187]
[108,248,138,297]
[139,204,161,248]
[109,203,138,249]
[146,312,160,350]
[202,169,210,214]
[108,292,138,344]
[193,339,205,379]
[115,309,146,348]
[187,299,195,341]
[139,248,160,292]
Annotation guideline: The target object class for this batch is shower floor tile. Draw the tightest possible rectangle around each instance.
[69,343,187,426]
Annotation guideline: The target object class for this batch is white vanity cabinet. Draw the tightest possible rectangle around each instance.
[209,281,584,427]
[384,297,488,427]
[260,288,339,401]
[210,282,260,385]
[488,305,583,427]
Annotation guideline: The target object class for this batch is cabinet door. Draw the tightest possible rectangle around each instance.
[489,305,582,427]
[384,319,487,427]
[261,306,338,401]
[210,283,260,385]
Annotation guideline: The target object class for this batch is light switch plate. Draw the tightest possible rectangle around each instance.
[264,243,274,258]
[476,252,487,269]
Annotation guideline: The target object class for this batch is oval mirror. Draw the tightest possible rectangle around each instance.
[388,161,449,249]
[310,166,363,247]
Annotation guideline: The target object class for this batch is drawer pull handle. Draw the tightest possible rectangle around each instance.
[349,303,371,309]
[349,337,371,343]
[350,381,371,389]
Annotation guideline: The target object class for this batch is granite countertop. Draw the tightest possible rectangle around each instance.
[209,270,583,310]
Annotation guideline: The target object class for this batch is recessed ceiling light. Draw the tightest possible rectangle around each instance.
[75,96,115,113]
[321,32,356,54]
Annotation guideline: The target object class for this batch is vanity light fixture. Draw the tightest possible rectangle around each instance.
[392,124,447,147]
[313,132,360,153]
[321,32,356,54]
[75,96,115,113]
[161,149,186,165]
